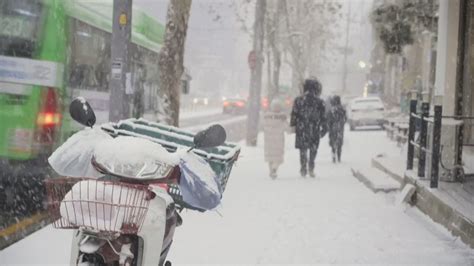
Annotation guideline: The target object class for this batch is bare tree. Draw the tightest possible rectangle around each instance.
[265,0,284,101]
[246,0,266,146]
[158,0,192,126]
[280,0,341,94]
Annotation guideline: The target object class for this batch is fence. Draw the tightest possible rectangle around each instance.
[407,99,474,188]
[406,99,442,188]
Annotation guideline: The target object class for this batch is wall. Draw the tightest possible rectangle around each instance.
[434,0,461,116]
[461,0,474,145]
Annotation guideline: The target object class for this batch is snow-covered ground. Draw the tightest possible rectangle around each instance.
[1,128,473,265]
[140,107,222,122]
[179,107,222,120]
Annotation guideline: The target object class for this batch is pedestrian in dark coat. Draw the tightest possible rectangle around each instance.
[290,78,327,177]
[327,95,347,163]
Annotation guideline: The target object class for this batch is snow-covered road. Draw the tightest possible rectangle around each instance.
[1,128,473,265]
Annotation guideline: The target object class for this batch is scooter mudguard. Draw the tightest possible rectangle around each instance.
[138,187,169,265]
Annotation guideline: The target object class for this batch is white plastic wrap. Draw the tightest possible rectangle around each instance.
[48,127,112,178]
[177,149,222,210]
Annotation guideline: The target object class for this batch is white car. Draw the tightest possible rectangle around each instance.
[347,96,386,130]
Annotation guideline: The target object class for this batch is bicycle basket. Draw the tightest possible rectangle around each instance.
[45,178,151,235]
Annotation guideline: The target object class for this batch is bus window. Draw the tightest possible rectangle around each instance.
[0,0,43,58]
[68,19,110,92]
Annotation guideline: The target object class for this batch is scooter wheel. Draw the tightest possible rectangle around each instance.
[164,261,172,266]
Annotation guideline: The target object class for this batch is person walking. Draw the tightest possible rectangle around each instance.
[327,95,347,163]
[290,78,327,178]
[263,98,288,179]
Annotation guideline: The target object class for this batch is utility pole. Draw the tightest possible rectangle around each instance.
[246,0,266,146]
[109,0,132,122]
[341,1,351,93]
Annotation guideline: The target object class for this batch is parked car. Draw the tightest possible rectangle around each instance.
[223,98,247,114]
[262,96,293,113]
[193,97,209,106]
[347,96,386,130]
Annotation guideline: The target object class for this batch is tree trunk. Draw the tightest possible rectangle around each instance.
[271,42,281,99]
[246,0,266,146]
[158,0,192,126]
[267,47,272,99]
[267,0,282,101]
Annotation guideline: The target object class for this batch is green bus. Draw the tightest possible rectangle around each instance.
[0,0,164,208]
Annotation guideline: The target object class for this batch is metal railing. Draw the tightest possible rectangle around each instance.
[406,99,442,188]
[407,99,474,188]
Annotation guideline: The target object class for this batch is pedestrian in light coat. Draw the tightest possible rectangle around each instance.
[263,98,287,179]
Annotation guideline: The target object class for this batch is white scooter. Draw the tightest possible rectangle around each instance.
[46,98,227,266]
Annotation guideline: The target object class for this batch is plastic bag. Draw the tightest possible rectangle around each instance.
[178,150,222,210]
[48,127,112,178]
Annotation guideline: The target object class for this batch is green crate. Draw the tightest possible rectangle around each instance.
[101,118,240,192]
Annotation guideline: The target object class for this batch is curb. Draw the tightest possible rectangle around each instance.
[351,168,399,193]
[371,157,404,183]
[372,157,474,249]
[0,212,50,250]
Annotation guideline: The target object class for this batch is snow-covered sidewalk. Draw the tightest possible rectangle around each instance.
[179,107,222,120]
[168,129,474,265]
[1,129,473,265]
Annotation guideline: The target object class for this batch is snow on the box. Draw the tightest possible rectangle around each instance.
[94,136,179,170]
[103,119,241,161]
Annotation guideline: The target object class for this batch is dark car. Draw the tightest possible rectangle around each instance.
[223,98,247,114]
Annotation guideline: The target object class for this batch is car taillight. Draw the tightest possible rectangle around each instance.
[236,101,245,107]
[37,112,61,126]
[223,101,230,107]
[36,88,61,146]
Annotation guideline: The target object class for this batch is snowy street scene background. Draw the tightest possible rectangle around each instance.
[1,0,474,265]
[2,129,473,265]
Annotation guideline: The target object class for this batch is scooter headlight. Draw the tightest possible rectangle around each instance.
[95,159,173,179]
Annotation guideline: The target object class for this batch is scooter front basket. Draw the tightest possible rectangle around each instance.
[44,178,152,235]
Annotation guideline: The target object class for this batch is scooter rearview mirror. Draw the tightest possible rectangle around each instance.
[69,97,96,127]
[193,124,226,149]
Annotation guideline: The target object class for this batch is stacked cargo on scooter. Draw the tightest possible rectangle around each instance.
[101,118,240,194]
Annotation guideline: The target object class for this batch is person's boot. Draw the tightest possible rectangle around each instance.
[332,153,336,163]
[300,167,307,177]
[309,169,315,178]
[270,167,277,179]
